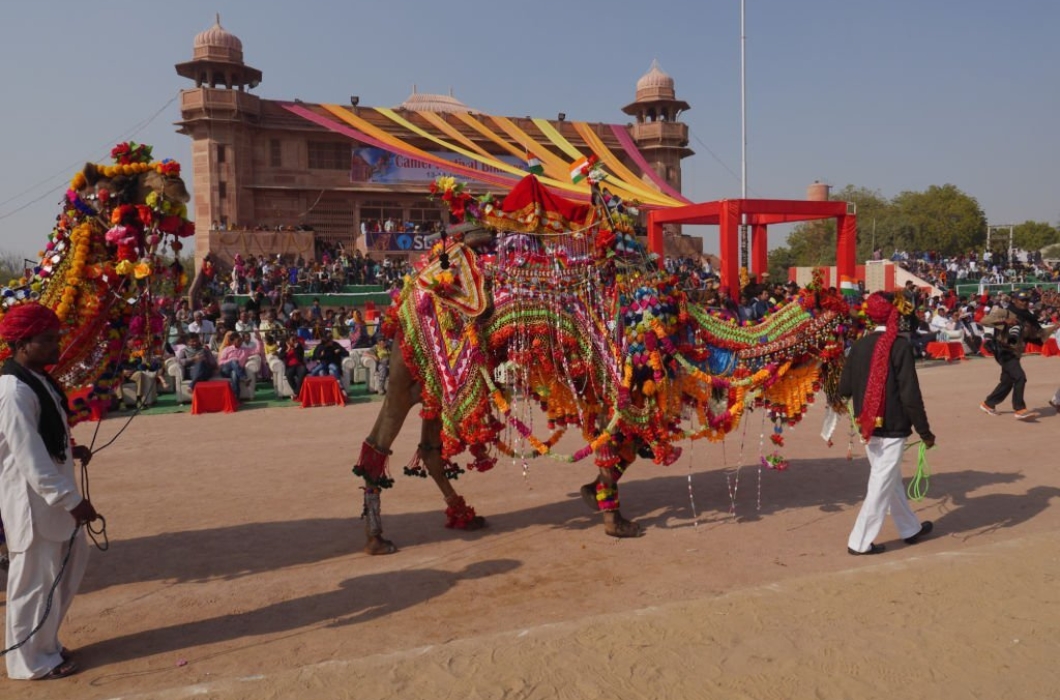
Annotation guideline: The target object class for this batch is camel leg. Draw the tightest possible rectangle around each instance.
[579,452,645,538]
[355,332,420,555]
[419,418,487,531]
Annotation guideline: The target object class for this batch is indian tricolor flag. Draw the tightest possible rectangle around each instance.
[570,156,591,184]
[839,275,860,299]
[526,150,544,176]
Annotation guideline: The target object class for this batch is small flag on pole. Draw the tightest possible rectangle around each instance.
[839,275,860,299]
[570,156,590,184]
[526,149,544,176]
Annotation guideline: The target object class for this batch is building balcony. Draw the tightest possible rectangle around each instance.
[180,88,260,119]
[630,120,688,146]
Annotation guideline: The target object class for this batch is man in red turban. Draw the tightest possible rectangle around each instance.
[0,302,96,679]
[0,302,61,344]
[838,293,935,555]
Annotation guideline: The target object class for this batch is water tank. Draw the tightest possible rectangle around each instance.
[806,181,831,201]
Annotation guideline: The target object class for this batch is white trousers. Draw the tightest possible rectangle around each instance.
[848,436,922,553]
[4,530,89,679]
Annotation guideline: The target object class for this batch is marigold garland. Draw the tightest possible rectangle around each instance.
[0,144,194,416]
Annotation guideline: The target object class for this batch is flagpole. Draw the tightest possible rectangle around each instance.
[739,0,749,273]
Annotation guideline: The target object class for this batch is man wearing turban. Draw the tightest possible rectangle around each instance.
[0,303,97,679]
[838,293,935,555]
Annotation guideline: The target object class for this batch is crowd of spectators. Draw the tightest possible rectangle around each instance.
[359,218,444,235]
[210,221,314,233]
[199,248,413,298]
[120,240,1060,414]
[861,280,1060,362]
[886,249,1060,290]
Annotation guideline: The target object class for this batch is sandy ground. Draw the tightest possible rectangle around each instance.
[3,353,1060,699]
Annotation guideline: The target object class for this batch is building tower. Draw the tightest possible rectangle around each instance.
[622,60,694,193]
[175,15,262,264]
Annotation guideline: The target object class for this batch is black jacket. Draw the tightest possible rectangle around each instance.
[839,332,934,441]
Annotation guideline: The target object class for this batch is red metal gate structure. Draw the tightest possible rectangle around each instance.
[647,199,857,291]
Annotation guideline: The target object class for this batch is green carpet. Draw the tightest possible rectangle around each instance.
[107,381,383,417]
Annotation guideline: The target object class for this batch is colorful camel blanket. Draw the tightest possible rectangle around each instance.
[396,243,849,470]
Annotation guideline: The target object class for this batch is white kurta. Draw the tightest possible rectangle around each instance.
[0,373,88,680]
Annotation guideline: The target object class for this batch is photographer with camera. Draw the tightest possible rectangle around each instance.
[980,290,1050,420]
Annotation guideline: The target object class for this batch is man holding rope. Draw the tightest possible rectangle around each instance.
[0,303,97,680]
[839,293,935,555]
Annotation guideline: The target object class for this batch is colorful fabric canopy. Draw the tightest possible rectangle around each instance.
[280,103,688,208]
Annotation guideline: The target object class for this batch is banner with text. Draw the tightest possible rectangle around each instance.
[363,230,441,253]
[350,146,523,184]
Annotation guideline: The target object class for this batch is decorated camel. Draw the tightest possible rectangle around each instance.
[0,143,194,408]
[353,173,851,554]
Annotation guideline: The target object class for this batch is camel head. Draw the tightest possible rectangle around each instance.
[80,161,190,207]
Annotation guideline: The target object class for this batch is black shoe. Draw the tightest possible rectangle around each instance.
[904,521,934,545]
[847,543,886,556]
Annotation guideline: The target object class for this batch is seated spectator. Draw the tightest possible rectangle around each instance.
[235,309,256,333]
[244,289,265,317]
[209,322,229,352]
[187,310,216,347]
[954,304,984,353]
[283,335,308,399]
[259,309,281,333]
[217,331,255,400]
[176,333,216,390]
[372,336,391,395]
[348,309,372,348]
[930,307,965,342]
[749,287,771,321]
[220,294,240,328]
[310,335,349,381]
[262,332,280,358]
[118,346,163,409]
[909,315,935,359]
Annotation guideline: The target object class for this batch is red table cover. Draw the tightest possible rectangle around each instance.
[68,386,109,422]
[299,375,346,408]
[926,341,965,362]
[192,380,238,415]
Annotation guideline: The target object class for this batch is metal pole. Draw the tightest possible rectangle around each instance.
[740,0,747,202]
[739,0,749,271]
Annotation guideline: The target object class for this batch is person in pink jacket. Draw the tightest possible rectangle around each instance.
[217,331,255,400]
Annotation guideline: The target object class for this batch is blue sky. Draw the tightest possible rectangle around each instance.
[1,0,1057,257]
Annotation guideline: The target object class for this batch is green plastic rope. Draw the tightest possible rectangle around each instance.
[905,441,931,501]
[846,401,931,501]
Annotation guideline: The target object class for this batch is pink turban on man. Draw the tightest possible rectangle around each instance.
[0,303,61,343]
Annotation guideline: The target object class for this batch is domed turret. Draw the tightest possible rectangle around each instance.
[397,87,479,114]
[193,15,244,63]
[621,60,693,195]
[635,59,676,101]
[176,14,262,90]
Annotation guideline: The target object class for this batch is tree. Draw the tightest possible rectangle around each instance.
[767,245,797,281]
[781,185,891,267]
[831,185,892,261]
[1012,220,1059,252]
[774,183,988,274]
[889,184,986,255]
[0,248,29,285]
